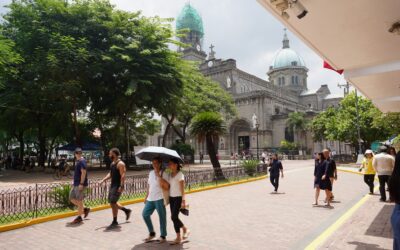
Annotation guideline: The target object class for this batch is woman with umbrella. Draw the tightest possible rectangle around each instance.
[136,146,185,243]
[142,157,169,243]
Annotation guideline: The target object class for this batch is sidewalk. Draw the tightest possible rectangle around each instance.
[318,190,393,249]
[0,160,376,250]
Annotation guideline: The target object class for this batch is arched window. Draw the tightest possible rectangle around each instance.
[282,77,285,85]
[291,76,295,85]
[295,76,299,85]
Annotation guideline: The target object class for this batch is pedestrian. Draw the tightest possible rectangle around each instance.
[389,147,397,158]
[164,158,190,245]
[389,150,400,250]
[261,151,266,164]
[323,149,337,201]
[143,157,169,243]
[100,148,132,229]
[313,152,325,206]
[268,153,284,192]
[373,146,395,202]
[199,152,204,164]
[359,149,376,194]
[69,148,90,224]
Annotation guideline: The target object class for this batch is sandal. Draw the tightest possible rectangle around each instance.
[157,237,166,244]
[183,229,191,239]
[143,235,155,243]
[169,239,181,245]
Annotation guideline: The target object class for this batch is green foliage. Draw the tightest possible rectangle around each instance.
[0,0,188,161]
[241,160,258,176]
[158,60,236,144]
[170,143,194,156]
[280,140,299,150]
[287,111,308,131]
[190,112,225,176]
[190,112,226,143]
[52,185,74,209]
[311,92,400,149]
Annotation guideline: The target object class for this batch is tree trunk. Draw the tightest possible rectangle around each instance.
[206,135,224,180]
[172,125,184,143]
[162,123,172,147]
[17,131,24,164]
[162,115,175,147]
[73,100,81,147]
[37,115,46,168]
[47,137,56,167]
[124,114,129,161]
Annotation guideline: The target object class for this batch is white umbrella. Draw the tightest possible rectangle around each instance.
[135,146,183,163]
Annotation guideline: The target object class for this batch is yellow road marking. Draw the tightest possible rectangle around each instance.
[305,170,379,250]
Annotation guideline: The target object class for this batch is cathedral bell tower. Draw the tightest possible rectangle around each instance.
[176,3,207,62]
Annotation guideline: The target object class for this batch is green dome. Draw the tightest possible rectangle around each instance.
[176,3,204,37]
[271,48,306,69]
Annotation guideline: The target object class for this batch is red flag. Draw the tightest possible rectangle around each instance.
[323,61,344,75]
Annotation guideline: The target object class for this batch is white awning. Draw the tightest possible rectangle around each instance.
[257,0,400,112]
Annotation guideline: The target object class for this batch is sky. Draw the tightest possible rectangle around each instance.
[1,0,348,94]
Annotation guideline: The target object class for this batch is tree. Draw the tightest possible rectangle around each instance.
[190,112,226,179]
[286,111,308,150]
[310,92,400,151]
[0,0,186,166]
[158,61,236,145]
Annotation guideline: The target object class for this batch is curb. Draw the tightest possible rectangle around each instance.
[0,175,267,233]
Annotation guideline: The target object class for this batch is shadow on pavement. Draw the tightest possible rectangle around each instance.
[365,204,394,238]
[131,241,189,250]
[65,222,83,228]
[348,241,387,249]
[270,192,286,195]
[312,204,334,209]
[94,221,130,232]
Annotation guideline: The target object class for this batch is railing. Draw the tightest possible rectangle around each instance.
[0,166,267,225]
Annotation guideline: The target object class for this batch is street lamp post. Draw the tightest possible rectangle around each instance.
[355,89,363,154]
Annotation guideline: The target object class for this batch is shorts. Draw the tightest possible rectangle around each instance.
[69,186,86,201]
[108,186,121,204]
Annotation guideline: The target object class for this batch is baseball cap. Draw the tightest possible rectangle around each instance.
[74,147,83,153]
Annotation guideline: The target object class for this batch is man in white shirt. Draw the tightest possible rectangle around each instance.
[373,146,395,202]
[142,157,169,243]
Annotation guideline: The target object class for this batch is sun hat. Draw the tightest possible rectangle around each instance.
[365,149,373,155]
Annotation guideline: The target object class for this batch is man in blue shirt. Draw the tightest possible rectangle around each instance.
[269,153,284,192]
[69,148,90,224]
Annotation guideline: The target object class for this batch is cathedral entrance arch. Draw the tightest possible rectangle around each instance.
[230,119,252,154]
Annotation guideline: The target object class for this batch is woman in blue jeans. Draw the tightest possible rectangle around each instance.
[389,151,400,250]
[142,157,169,243]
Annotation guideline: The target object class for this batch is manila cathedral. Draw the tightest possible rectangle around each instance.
[146,3,352,158]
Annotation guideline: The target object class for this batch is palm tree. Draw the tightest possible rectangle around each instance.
[190,112,226,179]
[287,112,309,152]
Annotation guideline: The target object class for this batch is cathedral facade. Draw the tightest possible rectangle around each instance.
[150,3,351,157]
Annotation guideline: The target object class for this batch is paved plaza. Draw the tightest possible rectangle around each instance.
[0,160,394,249]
